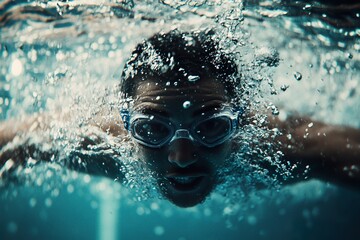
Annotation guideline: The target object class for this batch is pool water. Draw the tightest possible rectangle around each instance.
[1,0,360,239]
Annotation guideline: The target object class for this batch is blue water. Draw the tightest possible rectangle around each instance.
[1,0,360,239]
[1,180,360,240]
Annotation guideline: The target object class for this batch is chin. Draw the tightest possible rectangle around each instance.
[157,176,214,208]
[167,194,207,208]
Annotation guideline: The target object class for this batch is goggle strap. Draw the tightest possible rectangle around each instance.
[233,106,244,127]
[120,109,130,130]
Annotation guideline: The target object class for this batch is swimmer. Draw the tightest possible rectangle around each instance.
[0,30,359,207]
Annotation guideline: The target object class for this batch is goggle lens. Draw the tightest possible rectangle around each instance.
[193,116,232,145]
[132,118,172,146]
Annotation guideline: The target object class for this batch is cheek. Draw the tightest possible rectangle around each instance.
[200,142,232,164]
[138,146,168,169]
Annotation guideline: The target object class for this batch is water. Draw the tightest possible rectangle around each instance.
[1,0,360,239]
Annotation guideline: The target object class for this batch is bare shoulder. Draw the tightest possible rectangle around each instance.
[0,108,127,181]
[0,108,127,149]
[0,114,49,149]
[87,109,127,137]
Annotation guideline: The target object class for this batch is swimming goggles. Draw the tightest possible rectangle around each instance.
[120,107,242,148]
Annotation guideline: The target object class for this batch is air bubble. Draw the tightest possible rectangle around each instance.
[29,198,37,207]
[67,184,74,193]
[280,85,289,91]
[271,106,279,115]
[150,202,159,210]
[10,58,23,77]
[45,198,53,207]
[294,72,302,81]
[183,101,191,109]
[188,75,200,82]
[247,215,257,225]
[154,226,165,236]
[271,88,277,95]
[136,207,145,215]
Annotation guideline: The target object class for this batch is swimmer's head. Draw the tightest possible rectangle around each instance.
[119,30,242,208]
[120,29,241,104]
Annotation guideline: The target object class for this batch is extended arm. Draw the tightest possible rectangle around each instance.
[271,116,360,188]
[0,111,126,182]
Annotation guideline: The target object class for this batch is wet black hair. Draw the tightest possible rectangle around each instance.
[120,29,240,103]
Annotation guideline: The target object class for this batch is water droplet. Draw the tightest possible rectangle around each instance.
[294,72,302,81]
[188,75,200,82]
[183,101,191,109]
[165,81,170,86]
[155,96,160,100]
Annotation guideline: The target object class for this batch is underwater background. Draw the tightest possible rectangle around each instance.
[1,0,360,239]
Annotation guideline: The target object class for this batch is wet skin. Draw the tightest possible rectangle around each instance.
[131,78,235,207]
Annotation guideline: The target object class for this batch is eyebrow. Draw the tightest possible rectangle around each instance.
[192,101,224,117]
[135,99,226,118]
[139,107,170,117]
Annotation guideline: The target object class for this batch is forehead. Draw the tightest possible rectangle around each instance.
[132,78,229,113]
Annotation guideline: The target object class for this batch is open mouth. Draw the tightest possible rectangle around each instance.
[166,176,205,192]
[160,172,214,207]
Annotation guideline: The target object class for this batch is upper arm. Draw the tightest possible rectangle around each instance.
[268,115,360,188]
[0,110,128,182]
[88,109,127,137]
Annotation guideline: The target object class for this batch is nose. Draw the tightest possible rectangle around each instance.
[168,139,198,168]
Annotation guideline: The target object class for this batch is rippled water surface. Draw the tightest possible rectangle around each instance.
[0,0,360,239]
